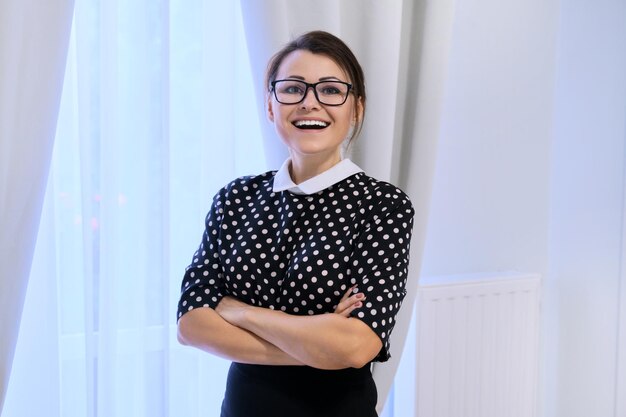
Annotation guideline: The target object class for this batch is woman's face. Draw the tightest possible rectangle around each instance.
[267,50,361,161]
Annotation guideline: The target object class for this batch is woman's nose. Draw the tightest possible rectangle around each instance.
[300,87,320,109]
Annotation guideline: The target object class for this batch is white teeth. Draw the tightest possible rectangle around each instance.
[294,120,329,128]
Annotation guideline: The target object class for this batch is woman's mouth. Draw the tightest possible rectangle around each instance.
[292,120,329,130]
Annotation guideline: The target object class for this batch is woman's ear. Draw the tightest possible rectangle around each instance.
[354,96,364,124]
[267,94,275,122]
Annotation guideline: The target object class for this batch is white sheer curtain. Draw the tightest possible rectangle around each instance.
[3,1,264,416]
[0,0,74,412]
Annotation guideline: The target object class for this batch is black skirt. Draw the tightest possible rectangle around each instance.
[220,362,378,417]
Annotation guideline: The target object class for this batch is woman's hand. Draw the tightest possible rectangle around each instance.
[333,286,365,317]
[215,296,250,326]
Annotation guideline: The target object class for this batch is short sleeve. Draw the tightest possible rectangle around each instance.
[177,190,227,322]
[350,188,414,362]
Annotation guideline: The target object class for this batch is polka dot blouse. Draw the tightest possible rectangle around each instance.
[177,166,414,362]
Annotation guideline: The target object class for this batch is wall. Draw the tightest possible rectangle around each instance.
[421,0,559,277]
[420,0,626,416]
[548,1,626,416]
[421,0,561,407]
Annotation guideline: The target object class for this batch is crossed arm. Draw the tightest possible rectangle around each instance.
[177,288,382,370]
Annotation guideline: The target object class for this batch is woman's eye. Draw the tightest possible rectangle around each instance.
[283,85,304,94]
[320,87,341,95]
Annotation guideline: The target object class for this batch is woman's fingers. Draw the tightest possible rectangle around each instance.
[335,286,356,313]
[338,286,355,304]
[334,286,365,317]
[335,297,363,317]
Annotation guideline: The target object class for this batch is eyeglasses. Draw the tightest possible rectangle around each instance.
[270,79,353,106]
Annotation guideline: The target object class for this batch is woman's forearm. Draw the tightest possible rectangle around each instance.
[177,307,303,366]
[216,298,382,370]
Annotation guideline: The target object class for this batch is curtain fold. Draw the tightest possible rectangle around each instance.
[0,0,74,411]
[375,1,457,412]
[239,0,455,412]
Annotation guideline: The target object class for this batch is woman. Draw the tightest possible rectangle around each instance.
[177,30,414,417]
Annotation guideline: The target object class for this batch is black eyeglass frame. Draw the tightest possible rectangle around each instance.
[270,79,353,106]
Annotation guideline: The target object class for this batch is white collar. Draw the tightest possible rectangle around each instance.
[272,158,364,195]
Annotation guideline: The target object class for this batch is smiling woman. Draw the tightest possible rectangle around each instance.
[176,30,415,417]
[266,49,361,181]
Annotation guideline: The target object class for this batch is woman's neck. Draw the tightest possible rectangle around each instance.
[289,152,342,184]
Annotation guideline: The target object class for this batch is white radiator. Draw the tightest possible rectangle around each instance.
[415,272,541,417]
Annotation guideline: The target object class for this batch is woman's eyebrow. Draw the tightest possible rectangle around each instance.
[284,75,342,81]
